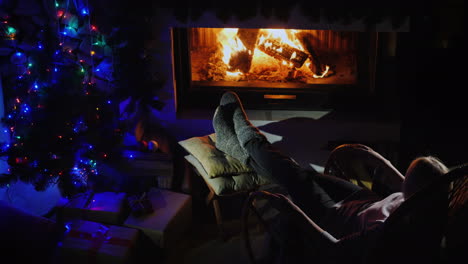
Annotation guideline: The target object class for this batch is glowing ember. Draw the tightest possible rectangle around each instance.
[313,65,330,78]
[226,70,243,77]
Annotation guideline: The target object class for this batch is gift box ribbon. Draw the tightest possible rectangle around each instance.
[127,192,153,215]
[66,224,134,263]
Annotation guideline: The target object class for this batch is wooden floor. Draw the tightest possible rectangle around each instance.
[161,182,286,264]
[164,213,267,264]
[0,171,279,264]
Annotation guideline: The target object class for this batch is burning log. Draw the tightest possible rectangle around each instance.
[228,51,252,74]
[257,38,309,68]
[228,29,259,73]
[237,28,259,51]
[297,32,327,76]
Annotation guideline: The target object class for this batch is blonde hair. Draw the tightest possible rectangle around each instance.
[402,156,449,198]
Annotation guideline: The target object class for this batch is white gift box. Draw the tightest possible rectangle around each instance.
[58,219,139,264]
[124,188,192,249]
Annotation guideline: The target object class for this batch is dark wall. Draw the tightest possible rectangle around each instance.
[397,5,465,168]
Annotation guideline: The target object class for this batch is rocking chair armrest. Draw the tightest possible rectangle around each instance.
[325,143,404,194]
[286,199,340,245]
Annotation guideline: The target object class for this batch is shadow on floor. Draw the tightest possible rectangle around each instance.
[163,185,280,264]
[164,220,267,264]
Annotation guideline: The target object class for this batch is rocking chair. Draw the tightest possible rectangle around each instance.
[242,145,468,264]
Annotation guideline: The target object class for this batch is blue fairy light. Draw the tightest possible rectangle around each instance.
[3,0,118,197]
[11,51,27,65]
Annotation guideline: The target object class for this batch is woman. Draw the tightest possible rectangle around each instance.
[212,91,449,263]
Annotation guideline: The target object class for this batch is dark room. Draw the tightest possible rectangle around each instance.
[0,0,465,263]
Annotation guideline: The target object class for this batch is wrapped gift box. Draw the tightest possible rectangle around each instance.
[58,219,139,264]
[122,149,174,189]
[57,191,130,225]
[124,188,192,249]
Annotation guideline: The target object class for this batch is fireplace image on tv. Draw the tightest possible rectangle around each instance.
[172,27,379,112]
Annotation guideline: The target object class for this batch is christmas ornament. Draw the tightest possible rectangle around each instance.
[139,140,148,151]
[148,140,159,152]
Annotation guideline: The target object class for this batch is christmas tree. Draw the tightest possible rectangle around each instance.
[0,0,124,197]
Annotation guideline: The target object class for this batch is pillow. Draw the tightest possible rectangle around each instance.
[178,133,254,178]
[185,155,272,195]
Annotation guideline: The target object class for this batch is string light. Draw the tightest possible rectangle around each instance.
[1,0,117,195]
[7,27,16,34]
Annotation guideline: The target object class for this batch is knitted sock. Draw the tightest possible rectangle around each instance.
[212,96,250,164]
[219,92,267,148]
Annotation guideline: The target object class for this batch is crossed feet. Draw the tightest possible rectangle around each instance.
[212,91,266,165]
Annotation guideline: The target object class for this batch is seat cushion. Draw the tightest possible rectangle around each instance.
[185,154,271,196]
[178,133,254,178]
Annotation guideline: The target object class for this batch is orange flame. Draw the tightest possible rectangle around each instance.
[257,29,303,50]
[217,28,330,79]
[218,28,247,66]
